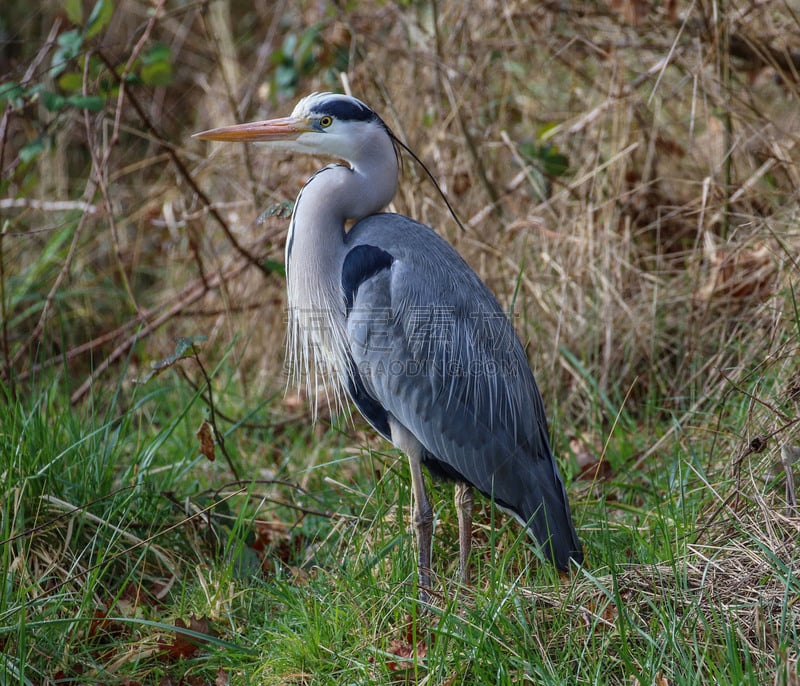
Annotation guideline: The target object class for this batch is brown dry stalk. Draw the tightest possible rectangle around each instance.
[69,254,253,404]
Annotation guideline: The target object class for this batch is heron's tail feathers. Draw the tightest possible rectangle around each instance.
[511,458,583,571]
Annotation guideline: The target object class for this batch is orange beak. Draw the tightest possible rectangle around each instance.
[193,116,313,142]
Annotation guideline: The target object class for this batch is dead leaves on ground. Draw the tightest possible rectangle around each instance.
[384,634,429,673]
[370,616,431,674]
[572,435,614,483]
[695,234,778,308]
[158,615,215,662]
[632,675,671,686]
[250,518,310,579]
[50,579,226,684]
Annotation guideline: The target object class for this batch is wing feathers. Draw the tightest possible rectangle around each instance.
[341,215,582,567]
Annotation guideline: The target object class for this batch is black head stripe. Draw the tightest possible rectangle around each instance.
[314,96,376,123]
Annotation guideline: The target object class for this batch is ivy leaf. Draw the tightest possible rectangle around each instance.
[64,0,83,25]
[85,0,114,39]
[51,30,83,77]
[65,94,105,112]
[140,44,173,86]
[20,139,46,163]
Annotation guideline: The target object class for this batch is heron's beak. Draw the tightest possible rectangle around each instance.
[192,116,313,142]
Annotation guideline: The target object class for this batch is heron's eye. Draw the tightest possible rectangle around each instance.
[319,115,333,128]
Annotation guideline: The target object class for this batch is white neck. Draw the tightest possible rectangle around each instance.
[283,127,398,406]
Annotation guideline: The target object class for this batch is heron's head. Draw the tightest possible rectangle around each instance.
[194,92,398,165]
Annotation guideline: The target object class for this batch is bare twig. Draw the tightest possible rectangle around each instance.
[82,2,168,315]
[0,199,98,213]
[69,254,253,404]
[7,182,96,375]
[0,222,11,395]
[189,347,241,480]
[94,50,274,279]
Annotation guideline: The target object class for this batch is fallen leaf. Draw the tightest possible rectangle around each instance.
[386,637,428,671]
[609,0,649,25]
[158,615,214,662]
[571,437,613,481]
[196,420,215,462]
[695,234,776,305]
[632,674,670,686]
[384,618,431,672]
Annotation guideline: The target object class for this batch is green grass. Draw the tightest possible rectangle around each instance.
[1,323,798,684]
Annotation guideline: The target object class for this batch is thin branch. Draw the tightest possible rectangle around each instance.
[189,347,241,480]
[0,222,12,396]
[8,182,95,374]
[99,0,167,312]
[94,50,274,279]
[0,199,98,213]
[69,255,252,404]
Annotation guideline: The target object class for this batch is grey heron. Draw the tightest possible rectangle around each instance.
[194,92,583,599]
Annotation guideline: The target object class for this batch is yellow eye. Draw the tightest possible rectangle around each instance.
[319,115,333,128]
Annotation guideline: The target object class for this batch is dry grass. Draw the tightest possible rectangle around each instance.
[4,1,798,408]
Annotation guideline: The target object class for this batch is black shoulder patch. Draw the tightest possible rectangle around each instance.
[341,244,394,315]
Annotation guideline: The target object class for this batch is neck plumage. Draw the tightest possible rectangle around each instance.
[283,133,398,408]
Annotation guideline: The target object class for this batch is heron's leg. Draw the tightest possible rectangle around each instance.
[408,454,433,597]
[389,420,433,601]
[454,481,474,585]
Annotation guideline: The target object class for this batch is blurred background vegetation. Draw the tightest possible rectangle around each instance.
[1,0,799,683]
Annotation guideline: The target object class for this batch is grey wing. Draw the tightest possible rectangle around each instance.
[341,215,582,568]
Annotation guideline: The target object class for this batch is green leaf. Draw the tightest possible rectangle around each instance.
[19,139,46,163]
[537,122,559,140]
[51,30,83,77]
[519,141,569,178]
[540,145,569,178]
[0,82,24,107]
[65,94,105,112]
[142,43,171,65]
[85,0,114,38]
[57,72,83,92]
[140,56,173,87]
[295,26,320,67]
[262,259,286,277]
[64,0,83,25]
[57,30,83,52]
[40,90,67,112]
